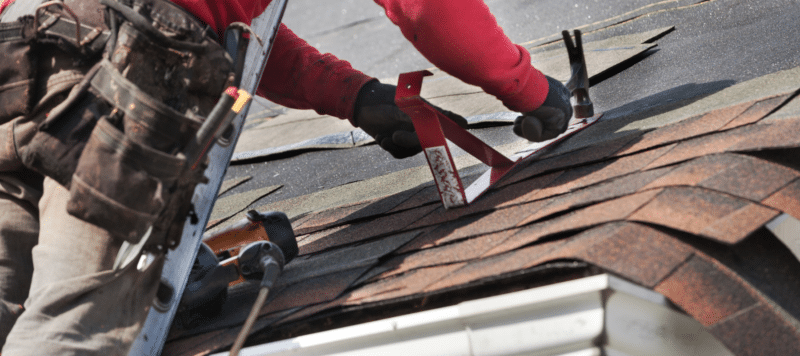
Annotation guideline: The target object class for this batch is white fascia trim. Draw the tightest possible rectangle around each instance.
[216,274,732,356]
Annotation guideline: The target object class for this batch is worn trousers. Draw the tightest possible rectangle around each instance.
[0,124,165,355]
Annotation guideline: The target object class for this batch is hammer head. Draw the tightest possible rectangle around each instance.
[562,30,594,119]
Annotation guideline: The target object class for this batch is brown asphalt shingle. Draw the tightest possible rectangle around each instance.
[532,144,674,199]
[386,184,440,214]
[655,253,800,355]
[487,171,565,208]
[293,201,374,235]
[370,229,518,281]
[655,255,759,326]
[660,153,798,202]
[515,134,638,180]
[644,130,746,169]
[763,178,800,220]
[615,101,753,156]
[261,266,371,315]
[719,94,793,131]
[615,93,794,159]
[732,116,800,152]
[573,222,694,288]
[629,187,779,244]
[297,204,439,255]
[514,166,672,226]
[710,304,800,356]
[344,263,467,305]
[400,201,546,252]
[424,238,570,291]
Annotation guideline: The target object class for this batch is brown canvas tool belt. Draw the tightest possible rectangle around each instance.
[0,17,37,125]
[0,0,114,125]
[7,0,235,245]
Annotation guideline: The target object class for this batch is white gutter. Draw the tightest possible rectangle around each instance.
[766,213,800,263]
[215,274,732,356]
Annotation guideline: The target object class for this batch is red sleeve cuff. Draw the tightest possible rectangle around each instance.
[496,46,550,113]
[336,73,375,123]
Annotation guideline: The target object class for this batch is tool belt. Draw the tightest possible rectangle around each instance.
[0,0,235,246]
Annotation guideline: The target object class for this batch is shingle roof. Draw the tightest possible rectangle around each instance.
[161,0,800,354]
[164,82,800,355]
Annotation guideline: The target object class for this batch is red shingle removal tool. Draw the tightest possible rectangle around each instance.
[395,29,600,209]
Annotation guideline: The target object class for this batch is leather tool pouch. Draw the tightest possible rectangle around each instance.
[0,17,37,125]
[17,0,234,244]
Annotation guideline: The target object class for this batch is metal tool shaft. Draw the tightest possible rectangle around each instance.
[229,287,270,356]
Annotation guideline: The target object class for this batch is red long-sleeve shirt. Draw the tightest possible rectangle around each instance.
[374,0,548,112]
[1,0,548,120]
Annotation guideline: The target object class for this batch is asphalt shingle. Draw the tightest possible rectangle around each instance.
[488,190,662,255]
[710,304,800,356]
[629,187,778,244]
[533,144,675,199]
[367,229,518,281]
[655,255,759,326]
[642,153,752,190]
[719,94,793,131]
[763,179,800,220]
[573,222,694,288]
[297,204,439,255]
[614,101,753,156]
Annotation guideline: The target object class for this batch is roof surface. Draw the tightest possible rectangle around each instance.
[163,0,800,355]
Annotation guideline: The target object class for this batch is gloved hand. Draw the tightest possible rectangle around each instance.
[513,75,573,142]
[353,80,467,159]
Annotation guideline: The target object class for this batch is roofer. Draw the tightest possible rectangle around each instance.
[0,0,571,354]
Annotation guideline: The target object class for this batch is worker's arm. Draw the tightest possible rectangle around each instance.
[374,0,573,142]
[245,12,468,158]
[253,25,469,158]
[374,0,550,113]
[171,1,375,121]
[185,0,434,155]
[256,24,374,121]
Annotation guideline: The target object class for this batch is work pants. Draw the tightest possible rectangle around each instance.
[0,121,164,355]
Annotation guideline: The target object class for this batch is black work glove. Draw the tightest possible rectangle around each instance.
[353,80,467,159]
[513,75,573,142]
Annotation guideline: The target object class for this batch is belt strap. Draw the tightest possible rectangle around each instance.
[1,2,109,54]
[90,60,202,143]
[36,7,110,53]
[0,18,26,42]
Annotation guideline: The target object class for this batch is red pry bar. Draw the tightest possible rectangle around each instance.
[395,70,602,209]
